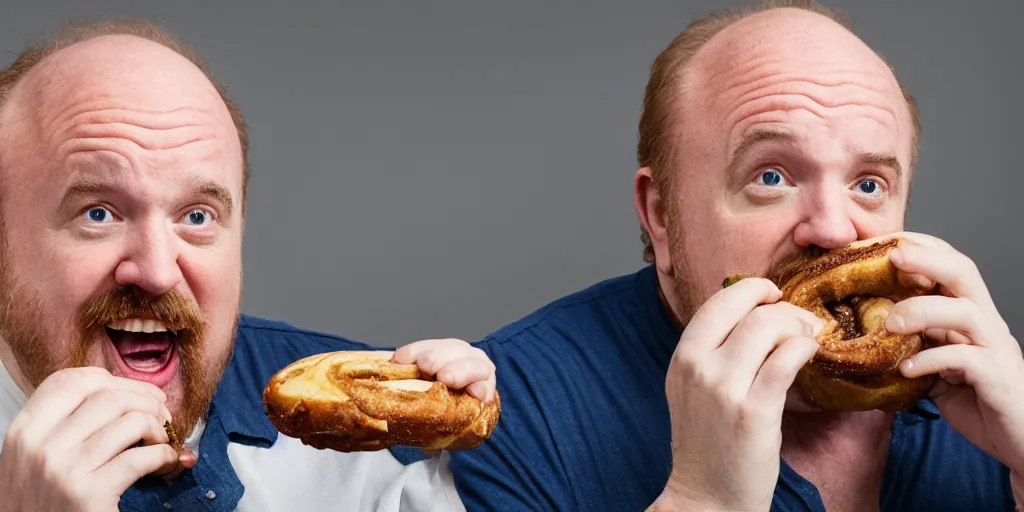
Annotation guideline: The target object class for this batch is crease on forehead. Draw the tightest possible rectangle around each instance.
[680,8,911,154]
[2,35,238,170]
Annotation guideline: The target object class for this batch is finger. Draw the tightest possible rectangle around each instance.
[681,277,782,352]
[393,338,471,366]
[884,231,951,249]
[889,243,996,313]
[923,327,973,347]
[13,368,167,452]
[719,302,824,388]
[179,448,198,469]
[92,443,178,495]
[466,381,492,403]
[79,410,170,474]
[49,389,172,456]
[405,345,489,378]
[749,336,819,405]
[897,270,937,291]
[886,295,988,345]
[435,358,494,392]
[155,449,197,482]
[899,344,989,388]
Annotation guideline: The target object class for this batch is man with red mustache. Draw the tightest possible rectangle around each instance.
[0,19,496,512]
[446,2,1023,512]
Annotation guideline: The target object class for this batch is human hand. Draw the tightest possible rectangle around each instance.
[392,338,497,403]
[885,232,1024,474]
[0,367,181,512]
[653,277,823,512]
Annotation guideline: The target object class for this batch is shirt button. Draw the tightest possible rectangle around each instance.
[163,503,172,509]
[206,490,217,500]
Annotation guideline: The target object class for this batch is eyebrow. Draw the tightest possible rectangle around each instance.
[726,128,903,179]
[60,180,120,206]
[726,129,798,177]
[60,178,235,215]
[858,152,903,177]
[193,178,234,214]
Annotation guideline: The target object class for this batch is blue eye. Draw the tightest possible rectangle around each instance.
[857,179,880,194]
[184,209,211,226]
[84,207,114,223]
[760,169,785,186]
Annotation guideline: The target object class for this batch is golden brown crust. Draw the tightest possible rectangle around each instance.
[777,237,940,412]
[262,351,501,452]
[164,421,181,452]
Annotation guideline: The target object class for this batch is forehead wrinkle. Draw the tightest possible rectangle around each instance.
[56,108,222,156]
[10,34,238,159]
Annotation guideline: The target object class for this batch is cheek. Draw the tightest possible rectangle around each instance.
[180,241,242,349]
[12,234,119,329]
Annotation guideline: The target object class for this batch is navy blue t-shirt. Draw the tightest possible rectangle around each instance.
[449,265,1015,511]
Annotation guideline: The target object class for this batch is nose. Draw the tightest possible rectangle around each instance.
[114,221,184,296]
[791,186,858,250]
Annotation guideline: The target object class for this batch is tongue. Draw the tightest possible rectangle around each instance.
[109,331,174,371]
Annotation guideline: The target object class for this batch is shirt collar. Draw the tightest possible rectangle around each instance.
[206,322,280,448]
[911,397,942,418]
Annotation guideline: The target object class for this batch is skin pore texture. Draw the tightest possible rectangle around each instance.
[0,33,245,445]
[635,8,918,511]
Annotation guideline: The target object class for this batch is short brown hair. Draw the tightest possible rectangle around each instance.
[637,0,921,263]
[0,18,251,209]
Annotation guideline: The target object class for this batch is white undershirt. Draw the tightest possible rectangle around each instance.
[0,359,464,511]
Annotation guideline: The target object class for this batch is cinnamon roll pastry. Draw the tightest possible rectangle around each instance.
[263,350,501,452]
[728,236,941,411]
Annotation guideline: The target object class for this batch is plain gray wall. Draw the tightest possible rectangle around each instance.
[2,0,1021,348]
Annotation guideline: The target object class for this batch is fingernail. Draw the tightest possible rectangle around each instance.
[886,312,906,332]
[899,358,914,373]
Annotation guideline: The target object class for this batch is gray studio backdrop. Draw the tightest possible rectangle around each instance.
[1,0,1020,347]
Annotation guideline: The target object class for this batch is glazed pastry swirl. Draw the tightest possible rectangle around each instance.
[725,238,941,411]
[777,238,939,411]
[263,351,501,452]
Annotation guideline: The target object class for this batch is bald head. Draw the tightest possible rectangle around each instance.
[680,6,917,179]
[1,35,240,179]
[635,1,920,264]
[695,7,893,75]
[0,19,250,209]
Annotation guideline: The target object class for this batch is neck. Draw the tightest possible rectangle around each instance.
[654,268,686,331]
[781,409,892,454]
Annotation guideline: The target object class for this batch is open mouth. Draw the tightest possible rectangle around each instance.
[105,317,181,388]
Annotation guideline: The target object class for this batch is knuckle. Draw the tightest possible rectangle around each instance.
[747,305,775,326]
[469,346,488,360]
[417,353,441,374]
[125,410,159,436]
[91,388,123,410]
[713,385,744,411]
[37,448,63,484]
[955,252,979,275]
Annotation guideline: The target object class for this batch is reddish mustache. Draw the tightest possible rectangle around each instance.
[78,286,205,334]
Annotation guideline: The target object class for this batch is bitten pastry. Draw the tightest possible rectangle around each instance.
[263,350,501,452]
